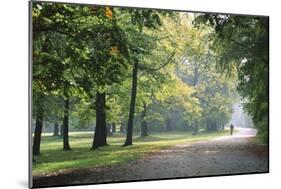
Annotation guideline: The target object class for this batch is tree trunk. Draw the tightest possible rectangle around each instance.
[112,122,116,133]
[63,97,71,150]
[141,102,148,137]
[124,61,138,146]
[192,62,200,135]
[207,121,211,132]
[92,92,107,149]
[33,110,43,155]
[107,123,112,136]
[120,121,125,133]
[166,118,172,131]
[213,120,218,131]
[53,123,59,136]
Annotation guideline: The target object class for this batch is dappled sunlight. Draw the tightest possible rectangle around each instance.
[33,130,229,176]
[31,3,268,186]
[204,150,219,155]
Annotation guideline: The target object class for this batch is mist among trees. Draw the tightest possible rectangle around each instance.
[32,2,268,156]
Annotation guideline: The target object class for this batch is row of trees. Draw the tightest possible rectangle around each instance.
[32,3,179,154]
[194,14,269,142]
[32,2,268,155]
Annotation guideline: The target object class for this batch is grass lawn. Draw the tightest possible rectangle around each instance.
[33,130,231,176]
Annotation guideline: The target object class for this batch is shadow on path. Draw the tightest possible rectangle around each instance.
[33,128,268,187]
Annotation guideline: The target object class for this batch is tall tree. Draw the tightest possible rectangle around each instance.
[34,3,130,149]
[62,86,71,150]
[53,123,59,136]
[92,92,107,149]
[123,9,175,145]
[124,59,139,145]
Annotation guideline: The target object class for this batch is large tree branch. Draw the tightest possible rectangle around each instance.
[138,50,176,71]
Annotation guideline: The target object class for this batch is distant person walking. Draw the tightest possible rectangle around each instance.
[230,124,234,135]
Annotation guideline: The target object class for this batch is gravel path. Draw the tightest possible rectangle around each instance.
[33,128,269,187]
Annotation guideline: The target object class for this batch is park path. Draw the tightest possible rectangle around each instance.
[33,128,268,187]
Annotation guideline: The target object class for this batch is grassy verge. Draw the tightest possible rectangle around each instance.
[33,130,229,176]
[252,134,268,145]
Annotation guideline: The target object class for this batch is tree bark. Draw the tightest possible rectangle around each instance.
[53,123,59,136]
[124,61,138,146]
[92,92,107,149]
[140,102,148,137]
[33,110,43,155]
[63,97,71,150]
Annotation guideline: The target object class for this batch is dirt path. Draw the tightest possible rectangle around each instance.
[33,128,268,187]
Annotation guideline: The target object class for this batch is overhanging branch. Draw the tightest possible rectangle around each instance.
[138,50,176,71]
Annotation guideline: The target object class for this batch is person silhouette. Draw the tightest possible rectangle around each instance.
[230,124,234,135]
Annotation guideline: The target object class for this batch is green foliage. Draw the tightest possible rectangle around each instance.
[32,1,268,163]
[194,14,269,142]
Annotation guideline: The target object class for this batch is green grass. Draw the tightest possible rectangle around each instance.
[33,130,230,176]
[252,134,267,144]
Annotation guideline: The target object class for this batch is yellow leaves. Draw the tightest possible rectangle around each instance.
[32,10,39,18]
[109,46,119,55]
[38,80,44,89]
[155,84,169,102]
[105,7,113,19]
[154,75,203,117]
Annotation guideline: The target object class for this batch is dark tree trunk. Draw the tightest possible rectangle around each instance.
[141,121,148,137]
[212,120,218,131]
[33,110,43,155]
[112,122,116,133]
[107,123,112,136]
[53,123,59,136]
[63,97,71,150]
[124,61,138,146]
[140,102,148,137]
[207,121,211,132]
[166,118,172,131]
[92,92,107,149]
